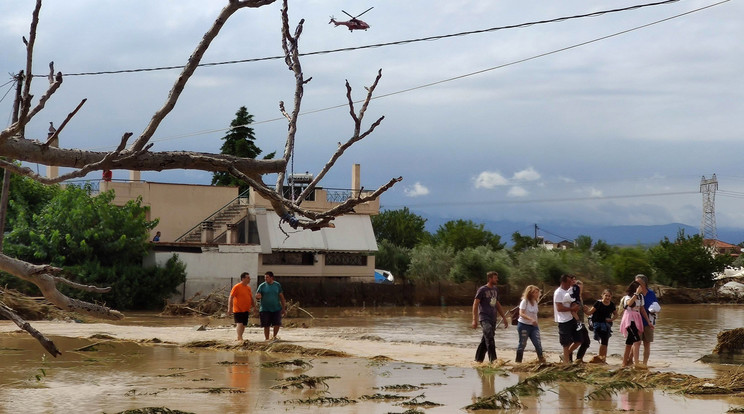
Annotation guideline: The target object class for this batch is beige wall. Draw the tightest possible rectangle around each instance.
[102,181,239,242]
[257,254,376,279]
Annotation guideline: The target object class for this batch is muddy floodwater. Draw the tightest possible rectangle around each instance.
[1,304,744,413]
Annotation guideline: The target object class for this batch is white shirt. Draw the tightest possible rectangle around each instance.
[553,286,574,323]
[518,298,539,325]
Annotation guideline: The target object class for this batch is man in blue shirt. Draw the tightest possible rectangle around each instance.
[635,274,658,366]
[256,271,286,341]
[471,271,508,363]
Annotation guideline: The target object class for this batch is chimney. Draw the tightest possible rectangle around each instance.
[351,164,361,198]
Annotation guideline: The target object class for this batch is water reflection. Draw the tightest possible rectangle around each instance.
[2,304,744,413]
[295,304,744,377]
[619,389,656,413]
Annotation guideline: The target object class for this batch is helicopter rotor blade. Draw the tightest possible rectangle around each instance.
[354,7,374,18]
[342,10,354,19]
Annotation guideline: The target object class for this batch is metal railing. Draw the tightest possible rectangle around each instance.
[174,188,250,242]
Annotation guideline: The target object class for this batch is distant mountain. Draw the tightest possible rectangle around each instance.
[419,215,744,246]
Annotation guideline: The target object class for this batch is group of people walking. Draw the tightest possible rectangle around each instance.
[472,271,659,366]
[227,271,287,342]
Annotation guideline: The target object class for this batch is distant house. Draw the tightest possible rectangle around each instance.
[100,164,380,300]
[703,239,741,257]
[538,238,573,250]
[556,240,574,250]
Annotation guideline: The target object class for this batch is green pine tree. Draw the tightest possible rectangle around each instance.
[211,106,274,192]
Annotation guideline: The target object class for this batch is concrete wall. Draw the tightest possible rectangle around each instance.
[148,245,261,303]
[103,181,239,243]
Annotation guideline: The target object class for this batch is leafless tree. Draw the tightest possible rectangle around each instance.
[0,0,400,355]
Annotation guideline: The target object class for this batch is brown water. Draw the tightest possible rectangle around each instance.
[1,304,743,413]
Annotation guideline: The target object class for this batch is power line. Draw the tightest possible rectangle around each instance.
[87,0,727,151]
[387,191,699,209]
[537,227,575,243]
[32,0,685,78]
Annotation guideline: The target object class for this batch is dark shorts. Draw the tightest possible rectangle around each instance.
[233,311,249,325]
[558,320,582,347]
[260,311,282,328]
[625,321,641,345]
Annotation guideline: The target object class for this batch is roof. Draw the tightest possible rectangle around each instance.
[259,213,378,253]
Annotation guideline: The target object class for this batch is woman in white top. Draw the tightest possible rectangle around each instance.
[515,285,546,363]
[619,281,654,367]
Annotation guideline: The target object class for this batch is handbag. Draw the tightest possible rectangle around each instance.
[510,306,520,326]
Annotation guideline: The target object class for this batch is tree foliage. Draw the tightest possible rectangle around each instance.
[433,219,505,253]
[406,243,455,284]
[371,207,429,249]
[575,235,593,252]
[510,248,568,288]
[449,246,512,284]
[647,229,732,288]
[606,246,653,284]
[374,239,411,282]
[2,183,185,309]
[211,106,275,192]
[511,231,537,253]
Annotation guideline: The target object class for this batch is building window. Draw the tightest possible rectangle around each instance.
[325,253,368,266]
[262,252,314,265]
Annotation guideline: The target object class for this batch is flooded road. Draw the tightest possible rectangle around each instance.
[1,304,743,413]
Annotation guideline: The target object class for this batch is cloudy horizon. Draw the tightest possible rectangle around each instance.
[1,0,742,231]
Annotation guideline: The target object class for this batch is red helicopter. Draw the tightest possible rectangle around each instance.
[329,7,373,31]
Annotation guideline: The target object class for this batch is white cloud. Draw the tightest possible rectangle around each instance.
[589,187,603,197]
[507,186,529,197]
[474,171,509,189]
[404,182,430,197]
[512,167,541,182]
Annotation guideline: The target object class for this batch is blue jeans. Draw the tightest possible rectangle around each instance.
[517,322,543,356]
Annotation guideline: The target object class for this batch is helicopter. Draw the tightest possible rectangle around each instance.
[329,7,373,31]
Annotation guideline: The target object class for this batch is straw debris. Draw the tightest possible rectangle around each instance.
[271,374,339,389]
[261,358,313,369]
[161,289,227,317]
[713,328,744,355]
[284,396,356,406]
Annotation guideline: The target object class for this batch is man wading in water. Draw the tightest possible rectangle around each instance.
[471,271,509,363]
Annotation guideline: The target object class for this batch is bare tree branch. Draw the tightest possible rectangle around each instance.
[130,0,277,152]
[275,0,306,199]
[0,253,123,321]
[44,98,86,147]
[297,69,385,202]
[1,0,403,352]
[0,302,61,357]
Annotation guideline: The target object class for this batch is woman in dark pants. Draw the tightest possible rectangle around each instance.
[573,280,591,362]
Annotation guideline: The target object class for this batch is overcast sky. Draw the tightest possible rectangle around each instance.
[1,0,743,232]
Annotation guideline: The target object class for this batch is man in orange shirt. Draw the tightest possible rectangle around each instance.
[228,272,254,341]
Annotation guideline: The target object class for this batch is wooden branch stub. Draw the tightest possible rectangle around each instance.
[0,302,61,357]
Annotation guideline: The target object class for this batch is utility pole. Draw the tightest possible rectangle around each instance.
[0,71,23,250]
[700,174,718,245]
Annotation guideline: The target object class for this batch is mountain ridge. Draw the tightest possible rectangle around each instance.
[419,215,744,246]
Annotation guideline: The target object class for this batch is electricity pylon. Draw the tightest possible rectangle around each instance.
[700,174,718,243]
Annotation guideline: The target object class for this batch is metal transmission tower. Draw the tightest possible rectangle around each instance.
[700,174,718,242]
